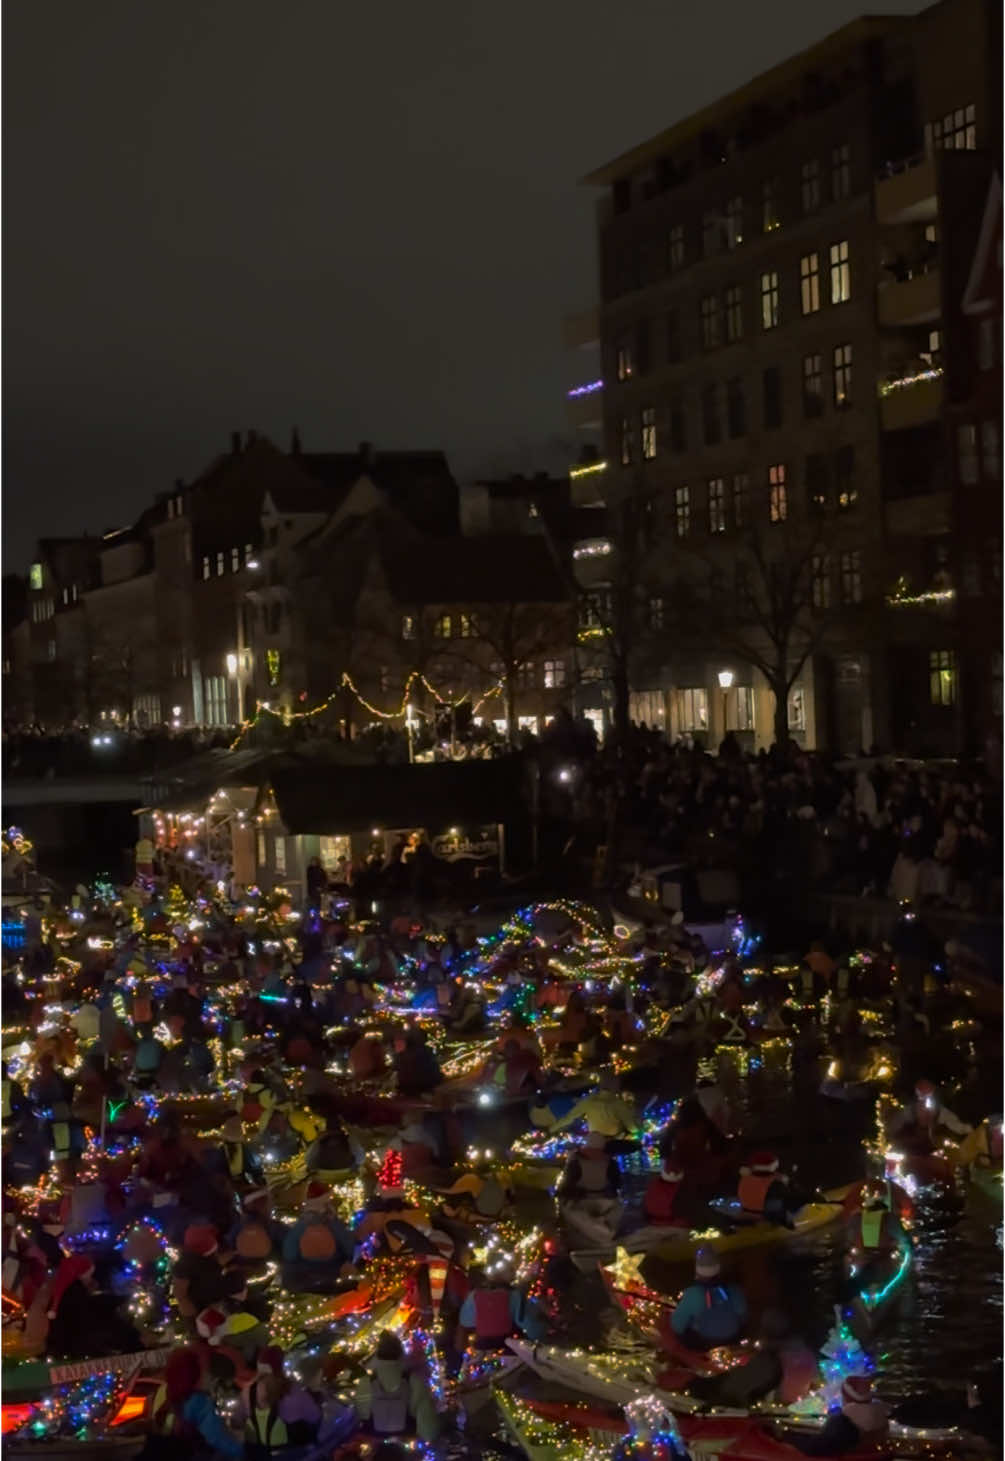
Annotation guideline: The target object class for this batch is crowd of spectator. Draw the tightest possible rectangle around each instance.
[2,725,235,779]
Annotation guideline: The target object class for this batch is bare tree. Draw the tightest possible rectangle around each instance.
[447,599,573,746]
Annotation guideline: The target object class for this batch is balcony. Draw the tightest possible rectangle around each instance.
[875,154,938,225]
[563,307,600,351]
[565,379,603,430]
[877,266,941,327]
[884,490,951,538]
[569,458,608,508]
[879,367,944,430]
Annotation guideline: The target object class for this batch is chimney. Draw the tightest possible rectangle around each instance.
[231,431,242,455]
[358,440,375,470]
[290,426,302,455]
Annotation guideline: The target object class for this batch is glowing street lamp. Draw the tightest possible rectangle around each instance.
[717,669,734,736]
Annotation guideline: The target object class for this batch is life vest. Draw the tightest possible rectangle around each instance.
[473,1287,514,1342]
[369,1372,409,1434]
[644,1176,682,1224]
[298,1220,338,1263]
[576,1150,613,1194]
[738,1172,774,1216]
[246,1405,289,1457]
[224,1141,245,1179]
[235,1220,273,1261]
[860,1208,885,1249]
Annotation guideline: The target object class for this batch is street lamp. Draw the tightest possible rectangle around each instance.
[717,669,734,737]
[405,703,418,764]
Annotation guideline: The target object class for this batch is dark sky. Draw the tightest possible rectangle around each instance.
[5,0,922,566]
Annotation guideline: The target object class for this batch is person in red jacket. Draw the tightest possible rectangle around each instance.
[643,1156,687,1226]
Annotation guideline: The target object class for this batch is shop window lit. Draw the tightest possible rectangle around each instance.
[768,463,787,523]
[831,143,850,200]
[833,343,852,407]
[544,659,566,688]
[927,103,976,153]
[840,549,862,604]
[204,675,228,726]
[676,688,708,731]
[641,406,657,460]
[829,240,851,304]
[433,614,452,639]
[929,649,957,706]
[761,178,780,233]
[788,686,806,732]
[812,555,831,609]
[728,686,755,731]
[800,253,820,315]
[801,159,820,213]
[675,485,691,538]
[725,285,743,342]
[725,196,743,249]
[29,563,43,590]
[760,271,779,330]
[401,614,416,640]
[958,424,979,484]
[708,478,726,533]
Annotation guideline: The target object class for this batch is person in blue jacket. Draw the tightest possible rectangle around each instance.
[147,1344,244,1458]
[669,1246,747,1349]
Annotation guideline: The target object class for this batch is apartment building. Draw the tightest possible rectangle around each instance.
[573,0,1000,753]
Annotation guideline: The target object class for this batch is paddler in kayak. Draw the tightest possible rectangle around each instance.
[558,1129,623,1247]
[886,1078,972,1152]
[844,1180,909,1271]
[954,1113,1003,1173]
[353,1329,440,1443]
[280,1182,357,1291]
[146,1344,244,1459]
[734,1150,807,1226]
[689,1308,818,1407]
[457,1261,548,1350]
[643,1154,688,1226]
[668,1246,747,1349]
[784,1373,890,1456]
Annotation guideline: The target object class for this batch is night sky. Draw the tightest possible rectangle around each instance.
[5,0,923,566]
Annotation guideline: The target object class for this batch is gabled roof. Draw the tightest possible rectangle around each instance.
[962,171,1002,315]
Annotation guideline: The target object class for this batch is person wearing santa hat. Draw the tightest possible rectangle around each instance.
[643,1155,688,1226]
[787,1373,890,1455]
[172,1223,230,1319]
[45,1253,145,1359]
[736,1150,802,1224]
[669,1247,747,1350]
[281,1183,356,1291]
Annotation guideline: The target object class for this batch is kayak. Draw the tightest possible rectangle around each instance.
[505,1337,701,1413]
[845,1245,912,1340]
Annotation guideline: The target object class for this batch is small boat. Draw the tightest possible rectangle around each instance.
[845,1244,913,1340]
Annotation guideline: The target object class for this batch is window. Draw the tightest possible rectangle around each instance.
[700,294,721,349]
[803,353,824,416]
[829,240,850,303]
[768,464,787,522]
[762,178,780,232]
[800,252,820,315]
[458,613,478,637]
[763,366,783,429]
[701,384,720,445]
[666,309,681,363]
[725,285,742,342]
[231,546,240,572]
[517,662,536,689]
[29,563,43,590]
[669,224,685,270]
[978,317,995,371]
[760,271,779,329]
[675,485,691,538]
[725,196,743,249]
[708,478,727,533]
[834,445,857,508]
[811,555,832,609]
[204,675,229,726]
[831,143,851,200]
[619,416,635,465]
[726,377,746,438]
[216,551,225,577]
[801,158,820,213]
[833,343,852,407]
[433,614,452,638]
[733,473,749,527]
[839,549,862,604]
[641,406,657,460]
[648,596,664,630]
[982,421,1001,479]
[728,686,755,732]
[806,453,830,511]
[927,103,976,152]
[544,659,566,688]
[958,423,979,484]
[244,542,253,563]
[788,686,807,733]
[929,649,957,706]
[702,210,722,256]
[669,390,687,452]
[615,334,634,381]
[402,614,416,639]
[676,688,708,732]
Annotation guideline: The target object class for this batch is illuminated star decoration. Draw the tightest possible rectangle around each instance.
[608,1245,647,1291]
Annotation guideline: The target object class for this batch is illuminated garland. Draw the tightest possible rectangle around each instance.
[569,460,608,480]
[567,380,604,398]
[878,366,944,396]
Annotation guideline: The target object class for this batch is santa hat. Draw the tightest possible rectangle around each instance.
[303,1181,331,1212]
[47,1256,94,1319]
[183,1223,218,1257]
[694,1246,720,1279]
[842,1375,873,1405]
[660,1160,684,1182]
[196,1307,227,1344]
[748,1151,779,1175]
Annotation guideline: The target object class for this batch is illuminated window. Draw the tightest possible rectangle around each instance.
[274,835,286,875]
[619,416,635,466]
[668,224,685,270]
[202,555,211,580]
[675,485,691,538]
[927,103,976,152]
[708,478,726,533]
[726,196,743,248]
[727,686,755,731]
[929,649,957,706]
[648,596,664,630]
[801,158,820,213]
[829,240,851,303]
[401,614,416,640]
[840,549,862,604]
[640,405,657,461]
[543,659,566,688]
[760,271,779,329]
[458,613,478,638]
[700,294,721,349]
[204,675,229,725]
[725,285,743,342]
[732,473,749,527]
[788,686,807,732]
[29,563,43,590]
[244,543,254,562]
[727,377,745,438]
[433,614,452,639]
[833,343,852,407]
[800,252,820,315]
[768,463,787,523]
[831,143,851,200]
[216,551,225,577]
[761,178,780,233]
[812,555,831,609]
[958,424,979,484]
[517,661,536,689]
[265,649,280,686]
[615,334,634,381]
[803,353,824,417]
[675,687,708,731]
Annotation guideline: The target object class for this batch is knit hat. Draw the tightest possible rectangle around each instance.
[183,1223,218,1257]
[660,1159,684,1182]
[695,1246,720,1278]
[303,1181,331,1212]
[749,1150,779,1175]
[842,1375,873,1405]
[47,1256,94,1318]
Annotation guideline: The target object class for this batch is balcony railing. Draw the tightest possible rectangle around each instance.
[878,366,944,430]
[875,153,937,225]
[877,265,941,327]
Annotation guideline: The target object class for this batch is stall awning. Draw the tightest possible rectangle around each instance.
[270,758,525,835]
